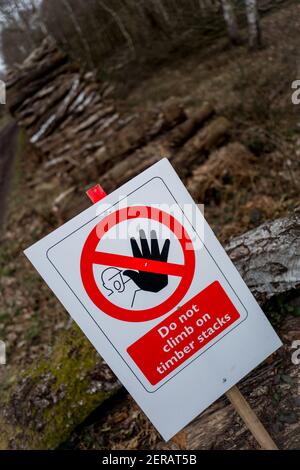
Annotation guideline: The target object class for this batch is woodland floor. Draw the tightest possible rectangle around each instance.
[0,2,300,449]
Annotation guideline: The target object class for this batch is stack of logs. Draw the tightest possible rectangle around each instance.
[6,38,236,207]
[3,38,299,450]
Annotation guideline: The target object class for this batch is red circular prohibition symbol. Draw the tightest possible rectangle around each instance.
[80,206,195,322]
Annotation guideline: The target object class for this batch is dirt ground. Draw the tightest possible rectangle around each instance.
[0,2,300,449]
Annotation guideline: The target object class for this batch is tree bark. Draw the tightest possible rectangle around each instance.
[171,116,231,172]
[226,212,300,304]
[0,213,299,449]
[11,0,35,48]
[150,0,171,26]
[220,0,241,45]
[244,0,262,49]
[97,0,135,57]
[61,0,95,69]
[159,315,300,450]
[95,104,215,195]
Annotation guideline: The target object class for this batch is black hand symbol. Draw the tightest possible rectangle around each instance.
[123,230,170,293]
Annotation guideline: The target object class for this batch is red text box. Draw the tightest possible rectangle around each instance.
[127,281,240,385]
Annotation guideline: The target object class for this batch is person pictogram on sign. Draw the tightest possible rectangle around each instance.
[81,205,195,321]
[101,268,127,295]
[101,267,136,307]
[99,230,171,309]
[123,229,171,293]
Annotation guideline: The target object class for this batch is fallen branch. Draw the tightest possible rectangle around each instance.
[226,211,300,304]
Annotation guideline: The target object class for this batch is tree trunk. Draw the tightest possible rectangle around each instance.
[0,213,299,449]
[97,1,135,57]
[61,0,95,69]
[160,315,300,450]
[220,0,241,45]
[245,0,262,49]
[151,0,171,26]
[226,212,300,304]
[171,116,231,172]
[11,0,35,48]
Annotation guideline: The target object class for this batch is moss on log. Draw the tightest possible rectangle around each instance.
[0,324,119,450]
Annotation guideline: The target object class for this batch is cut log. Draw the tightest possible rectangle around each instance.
[186,142,257,202]
[172,116,231,173]
[97,140,171,193]
[226,211,300,304]
[157,315,300,450]
[98,114,231,193]
[100,100,186,174]
[6,39,230,200]
[18,75,79,135]
[0,325,120,450]
[7,51,70,113]
[0,213,299,450]
[167,103,214,148]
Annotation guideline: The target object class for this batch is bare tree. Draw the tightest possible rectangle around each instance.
[97,0,135,57]
[0,0,37,65]
[199,0,220,15]
[0,0,264,72]
[220,0,240,45]
[244,0,262,49]
[61,0,95,68]
[150,0,171,26]
[28,0,49,37]
[220,0,262,49]
[11,0,36,46]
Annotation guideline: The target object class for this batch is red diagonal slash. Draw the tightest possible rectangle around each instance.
[91,252,185,277]
[81,206,196,321]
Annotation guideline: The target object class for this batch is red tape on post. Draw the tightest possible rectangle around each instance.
[86,184,107,204]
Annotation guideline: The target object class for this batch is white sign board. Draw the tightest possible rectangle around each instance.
[25,158,281,440]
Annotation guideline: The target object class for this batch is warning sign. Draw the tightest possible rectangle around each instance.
[80,206,195,322]
[128,281,240,385]
[24,158,281,441]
